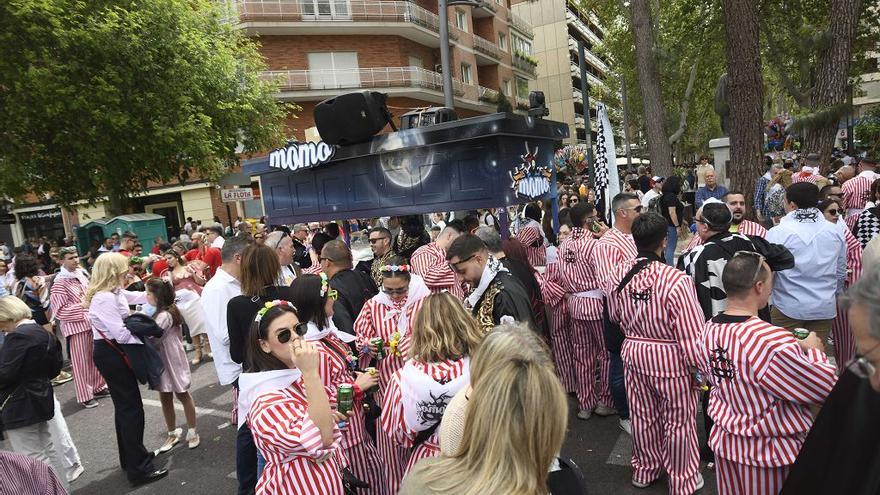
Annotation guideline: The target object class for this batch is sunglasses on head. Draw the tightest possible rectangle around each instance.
[448,254,475,274]
[276,322,309,344]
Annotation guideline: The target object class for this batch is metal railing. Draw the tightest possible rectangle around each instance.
[236,0,442,34]
[566,9,601,46]
[473,34,501,59]
[478,85,499,102]
[568,37,608,73]
[513,55,538,76]
[569,63,606,89]
[507,11,534,38]
[474,0,497,13]
[262,66,467,96]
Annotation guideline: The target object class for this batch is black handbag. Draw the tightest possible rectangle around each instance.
[547,457,589,495]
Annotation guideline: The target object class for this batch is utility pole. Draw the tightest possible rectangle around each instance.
[439,0,455,109]
[578,40,593,185]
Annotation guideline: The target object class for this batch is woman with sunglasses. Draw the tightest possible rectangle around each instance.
[290,274,383,494]
[354,256,431,493]
[239,300,343,495]
[227,244,297,494]
[380,292,483,494]
[819,199,864,373]
[779,263,880,495]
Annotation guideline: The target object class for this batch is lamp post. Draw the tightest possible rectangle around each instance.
[440,0,480,110]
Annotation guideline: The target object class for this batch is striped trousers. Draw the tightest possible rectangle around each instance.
[70,331,106,403]
[569,318,612,410]
[832,302,855,374]
[377,424,409,495]
[549,305,577,393]
[344,438,385,495]
[626,368,700,495]
[716,456,789,495]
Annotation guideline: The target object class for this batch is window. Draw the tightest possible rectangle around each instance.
[512,33,532,55]
[460,63,472,84]
[498,32,507,51]
[408,56,423,69]
[503,79,512,96]
[455,10,467,32]
[307,52,360,89]
[515,76,529,98]
[301,0,350,19]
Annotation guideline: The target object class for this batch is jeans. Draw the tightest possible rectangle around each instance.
[256,450,266,479]
[609,352,629,420]
[665,225,678,266]
[236,423,258,495]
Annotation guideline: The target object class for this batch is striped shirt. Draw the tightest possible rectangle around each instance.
[0,451,67,495]
[791,172,824,184]
[315,334,366,450]
[842,171,878,215]
[594,228,637,287]
[702,315,837,467]
[516,222,547,267]
[557,227,604,320]
[684,220,767,252]
[605,258,706,377]
[843,225,863,285]
[381,358,469,475]
[410,243,465,299]
[249,380,344,495]
[49,275,92,336]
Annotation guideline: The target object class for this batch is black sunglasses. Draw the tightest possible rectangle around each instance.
[826,209,840,215]
[276,322,309,344]
[448,255,475,274]
[369,237,390,244]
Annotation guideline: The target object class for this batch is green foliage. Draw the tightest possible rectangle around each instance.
[854,106,880,155]
[496,89,514,113]
[0,0,292,212]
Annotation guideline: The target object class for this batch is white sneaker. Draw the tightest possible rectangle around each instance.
[694,474,705,492]
[67,464,85,483]
[619,418,632,435]
[576,409,592,420]
[594,404,617,417]
[183,343,194,352]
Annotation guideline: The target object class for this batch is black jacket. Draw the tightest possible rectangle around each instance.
[227,285,298,365]
[292,239,312,269]
[0,323,62,431]
[500,258,548,336]
[118,314,166,389]
[329,269,378,339]
[473,271,537,332]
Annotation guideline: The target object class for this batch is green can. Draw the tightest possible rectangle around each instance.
[337,384,354,416]
[370,338,386,359]
[792,328,810,340]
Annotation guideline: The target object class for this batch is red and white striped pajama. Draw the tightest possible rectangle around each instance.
[410,243,466,300]
[832,227,863,372]
[558,228,612,411]
[50,275,107,404]
[702,316,838,495]
[606,259,707,494]
[516,222,547,267]
[538,263,576,392]
[842,171,877,217]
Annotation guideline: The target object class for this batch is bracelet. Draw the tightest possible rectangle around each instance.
[352,383,365,402]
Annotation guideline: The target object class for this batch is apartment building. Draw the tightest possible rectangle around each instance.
[235,0,537,139]
[512,0,609,145]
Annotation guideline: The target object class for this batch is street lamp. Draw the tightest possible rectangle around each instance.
[439,0,480,110]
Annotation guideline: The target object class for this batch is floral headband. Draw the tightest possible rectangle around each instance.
[319,272,339,300]
[255,300,297,323]
[380,264,409,272]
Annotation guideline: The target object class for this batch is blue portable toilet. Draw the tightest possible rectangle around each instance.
[105,214,167,253]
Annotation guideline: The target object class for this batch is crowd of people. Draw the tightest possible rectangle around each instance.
[0,149,879,495]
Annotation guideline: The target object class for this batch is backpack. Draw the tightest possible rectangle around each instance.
[766,187,786,218]
[648,195,662,214]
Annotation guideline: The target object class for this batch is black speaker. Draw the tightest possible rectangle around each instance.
[399,107,458,130]
[314,91,393,145]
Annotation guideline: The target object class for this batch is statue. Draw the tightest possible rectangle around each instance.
[714,73,730,137]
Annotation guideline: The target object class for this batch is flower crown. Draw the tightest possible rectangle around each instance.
[320,272,330,297]
[255,300,296,323]
[380,264,410,272]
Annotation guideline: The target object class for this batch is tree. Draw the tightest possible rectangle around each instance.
[0,0,291,215]
[720,0,764,202]
[854,106,880,156]
[628,0,674,177]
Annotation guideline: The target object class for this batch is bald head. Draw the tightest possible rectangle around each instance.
[321,240,352,269]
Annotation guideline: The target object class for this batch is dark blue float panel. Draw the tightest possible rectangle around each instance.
[244,113,568,224]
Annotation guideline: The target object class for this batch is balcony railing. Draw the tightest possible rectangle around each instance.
[570,63,605,89]
[473,34,501,60]
[236,0,442,34]
[568,37,608,73]
[478,85,500,103]
[566,9,601,46]
[513,54,537,76]
[507,11,534,38]
[262,66,467,96]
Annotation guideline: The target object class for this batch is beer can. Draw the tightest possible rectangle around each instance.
[337,384,354,416]
[792,328,810,340]
[370,338,385,359]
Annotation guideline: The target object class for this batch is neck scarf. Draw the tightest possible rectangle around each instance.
[465,254,508,309]
[303,318,356,343]
[56,266,89,288]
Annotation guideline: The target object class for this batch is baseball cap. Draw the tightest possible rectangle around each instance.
[651,176,665,182]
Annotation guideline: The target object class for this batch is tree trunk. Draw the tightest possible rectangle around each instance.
[801,0,863,165]
[106,192,127,217]
[629,0,673,177]
[668,62,699,146]
[721,0,763,203]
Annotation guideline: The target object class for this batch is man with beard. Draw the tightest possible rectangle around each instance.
[445,234,534,333]
[684,191,768,252]
[356,227,396,287]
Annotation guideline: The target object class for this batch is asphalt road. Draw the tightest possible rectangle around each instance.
[2,357,716,495]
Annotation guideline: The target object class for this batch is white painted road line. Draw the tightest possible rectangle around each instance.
[142,398,230,420]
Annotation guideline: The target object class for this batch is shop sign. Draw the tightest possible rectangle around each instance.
[18,209,62,222]
[221,188,255,203]
[268,141,335,173]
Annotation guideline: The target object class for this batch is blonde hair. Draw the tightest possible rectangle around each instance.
[413,324,568,494]
[409,292,483,363]
[0,296,34,323]
[83,253,129,307]
[770,168,793,188]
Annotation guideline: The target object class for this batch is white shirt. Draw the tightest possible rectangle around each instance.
[199,267,242,385]
[211,236,225,249]
[641,189,660,208]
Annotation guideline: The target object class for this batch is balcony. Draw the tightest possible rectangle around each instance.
[473,34,502,64]
[513,52,538,77]
[570,63,606,89]
[573,88,583,104]
[472,0,497,19]
[262,66,501,111]
[568,36,608,74]
[566,9,601,46]
[507,11,534,39]
[236,0,454,46]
